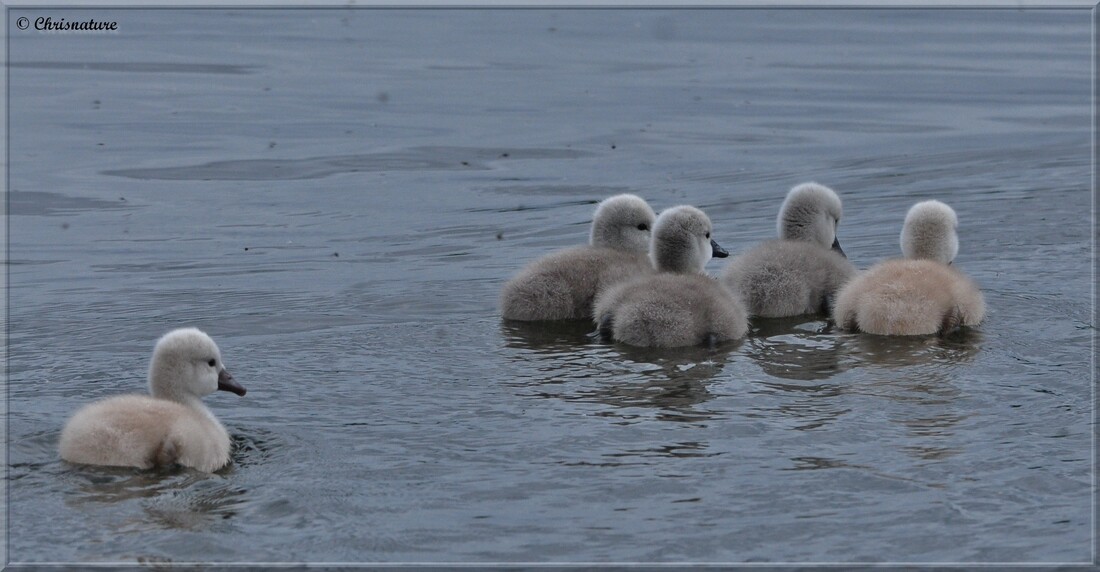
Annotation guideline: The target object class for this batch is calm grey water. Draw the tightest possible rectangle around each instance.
[6,8,1093,565]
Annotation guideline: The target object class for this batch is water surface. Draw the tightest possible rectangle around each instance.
[7,8,1093,565]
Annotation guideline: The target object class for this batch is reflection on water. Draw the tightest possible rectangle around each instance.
[844,330,984,368]
[739,319,981,441]
[897,411,967,462]
[500,318,596,352]
[570,359,723,424]
[847,334,975,464]
[63,467,246,533]
[65,466,208,504]
[747,376,851,432]
[502,320,733,423]
[740,317,852,430]
[57,429,277,526]
[10,427,273,539]
[744,316,849,381]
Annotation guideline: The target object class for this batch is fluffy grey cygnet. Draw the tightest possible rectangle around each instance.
[833,200,985,336]
[593,205,747,347]
[59,328,247,472]
[721,182,856,318]
[500,194,656,321]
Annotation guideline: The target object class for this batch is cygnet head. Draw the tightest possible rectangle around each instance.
[777,182,846,257]
[589,194,657,253]
[148,328,246,403]
[901,200,959,264]
[650,205,729,274]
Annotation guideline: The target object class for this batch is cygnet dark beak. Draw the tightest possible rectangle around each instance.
[217,369,247,396]
[711,239,729,258]
[831,237,846,259]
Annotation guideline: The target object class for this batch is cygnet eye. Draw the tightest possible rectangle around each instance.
[705,232,711,239]
[207,359,217,367]
[637,223,648,231]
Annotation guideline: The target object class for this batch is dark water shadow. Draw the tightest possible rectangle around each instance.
[21,423,275,502]
[609,337,743,364]
[465,197,598,214]
[10,61,257,74]
[743,315,849,381]
[840,332,980,463]
[501,319,736,422]
[48,462,247,534]
[102,146,594,181]
[736,318,855,431]
[580,344,735,423]
[10,190,135,217]
[61,464,213,504]
[745,376,851,432]
[744,328,980,433]
[864,365,970,463]
[9,429,67,482]
[47,427,280,533]
[227,427,283,470]
[844,329,984,368]
[500,318,596,351]
[482,183,634,198]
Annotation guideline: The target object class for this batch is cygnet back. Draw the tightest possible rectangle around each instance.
[500,194,657,321]
[594,205,745,348]
[722,183,855,318]
[833,200,983,336]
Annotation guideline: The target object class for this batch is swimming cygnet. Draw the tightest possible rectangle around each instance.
[59,328,247,472]
[500,194,657,321]
[721,182,857,318]
[593,205,748,347]
[833,200,985,336]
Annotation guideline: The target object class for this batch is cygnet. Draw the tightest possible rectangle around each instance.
[500,194,656,321]
[594,205,747,347]
[833,200,985,336]
[59,328,247,472]
[721,182,856,317]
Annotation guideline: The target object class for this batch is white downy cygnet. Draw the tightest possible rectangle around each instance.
[593,205,748,347]
[500,194,657,321]
[59,328,247,472]
[833,200,985,336]
[721,182,857,318]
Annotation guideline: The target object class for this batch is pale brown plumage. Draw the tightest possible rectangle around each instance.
[833,200,985,336]
[59,328,246,472]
